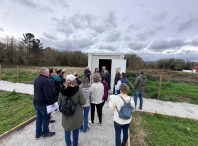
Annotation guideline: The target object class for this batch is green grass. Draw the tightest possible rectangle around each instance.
[0,90,36,135]
[131,112,198,146]
[128,77,198,105]
[1,66,85,84]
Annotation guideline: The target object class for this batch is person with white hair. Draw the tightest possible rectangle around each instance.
[62,69,68,75]
[101,66,106,76]
[33,67,56,139]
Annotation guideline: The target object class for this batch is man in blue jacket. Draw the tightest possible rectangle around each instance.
[53,69,61,92]
[33,67,55,139]
[48,68,58,123]
[115,72,129,94]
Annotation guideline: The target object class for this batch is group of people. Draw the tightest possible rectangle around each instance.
[33,66,147,146]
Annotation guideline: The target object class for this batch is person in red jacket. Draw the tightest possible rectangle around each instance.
[100,75,109,115]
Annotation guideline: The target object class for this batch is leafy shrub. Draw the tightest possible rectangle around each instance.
[6,72,13,76]
[2,75,8,80]
[19,71,27,75]
[32,73,37,76]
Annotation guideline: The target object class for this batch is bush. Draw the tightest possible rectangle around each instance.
[19,71,27,75]
[6,72,13,76]
[32,73,37,76]
[2,75,8,80]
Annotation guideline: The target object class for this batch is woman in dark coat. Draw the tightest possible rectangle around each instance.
[100,75,108,114]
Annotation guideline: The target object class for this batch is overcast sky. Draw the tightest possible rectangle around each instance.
[0,0,198,61]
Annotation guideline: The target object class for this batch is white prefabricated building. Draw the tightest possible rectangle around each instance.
[88,53,126,92]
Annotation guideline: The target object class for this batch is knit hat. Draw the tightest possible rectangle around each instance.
[140,70,144,74]
[66,74,76,82]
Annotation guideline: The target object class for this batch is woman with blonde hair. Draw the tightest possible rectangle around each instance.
[109,83,135,146]
[58,74,86,146]
[89,73,104,126]
[79,76,94,133]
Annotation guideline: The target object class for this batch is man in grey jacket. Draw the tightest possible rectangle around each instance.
[134,70,147,110]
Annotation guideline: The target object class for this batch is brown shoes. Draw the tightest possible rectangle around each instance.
[121,141,127,146]
[139,107,142,110]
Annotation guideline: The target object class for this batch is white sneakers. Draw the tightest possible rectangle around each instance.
[100,123,103,126]
[89,120,94,126]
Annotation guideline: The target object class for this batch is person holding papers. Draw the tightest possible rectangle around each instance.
[33,67,56,139]
[115,72,129,94]
[109,83,135,146]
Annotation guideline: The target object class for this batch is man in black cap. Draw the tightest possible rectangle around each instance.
[134,70,147,110]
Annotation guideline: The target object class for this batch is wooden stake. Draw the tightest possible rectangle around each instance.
[37,67,39,76]
[129,82,134,89]
[157,74,162,100]
[0,64,1,80]
[17,65,19,82]
[127,129,130,146]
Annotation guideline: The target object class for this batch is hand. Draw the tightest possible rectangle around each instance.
[51,104,55,107]
[109,98,111,101]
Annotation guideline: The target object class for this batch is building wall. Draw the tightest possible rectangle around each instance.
[91,55,120,74]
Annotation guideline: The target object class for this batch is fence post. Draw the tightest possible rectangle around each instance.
[37,67,39,76]
[157,74,162,100]
[17,65,19,82]
[0,64,1,80]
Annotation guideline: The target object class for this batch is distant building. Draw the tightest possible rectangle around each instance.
[192,63,198,73]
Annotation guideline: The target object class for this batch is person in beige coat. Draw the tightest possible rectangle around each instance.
[89,73,104,126]
[58,74,86,146]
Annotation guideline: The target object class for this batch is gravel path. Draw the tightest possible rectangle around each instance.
[1,80,198,146]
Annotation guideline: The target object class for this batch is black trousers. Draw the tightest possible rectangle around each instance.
[91,103,102,124]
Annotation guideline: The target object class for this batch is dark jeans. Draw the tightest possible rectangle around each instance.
[114,121,130,146]
[79,106,90,132]
[91,103,102,124]
[65,128,79,146]
[117,90,120,94]
[113,87,118,94]
[34,104,50,136]
[134,90,143,107]
[101,101,105,114]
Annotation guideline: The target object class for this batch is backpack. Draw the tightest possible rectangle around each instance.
[61,96,78,117]
[116,95,134,120]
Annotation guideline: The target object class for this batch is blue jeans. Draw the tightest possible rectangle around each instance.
[65,128,79,146]
[114,121,130,146]
[134,90,143,107]
[79,106,90,132]
[117,90,120,94]
[34,104,50,136]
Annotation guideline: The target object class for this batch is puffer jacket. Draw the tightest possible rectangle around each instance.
[101,81,108,101]
[134,75,147,92]
[81,87,94,107]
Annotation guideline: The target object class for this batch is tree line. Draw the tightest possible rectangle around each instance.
[0,34,88,67]
[0,34,196,70]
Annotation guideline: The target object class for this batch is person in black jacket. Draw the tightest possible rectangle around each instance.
[48,68,59,123]
[84,66,91,82]
[104,70,111,89]
[33,67,56,139]
[73,72,81,85]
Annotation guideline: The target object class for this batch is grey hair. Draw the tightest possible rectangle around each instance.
[40,67,48,74]
[62,69,66,72]
[104,70,109,74]
[116,69,120,72]
[81,76,90,88]
[102,66,106,69]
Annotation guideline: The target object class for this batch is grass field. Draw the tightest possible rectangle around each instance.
[1,66,85,84]
[130,112,198,146]
[0,90,36,135]
[128,77,198,105]
[1,66,198,104]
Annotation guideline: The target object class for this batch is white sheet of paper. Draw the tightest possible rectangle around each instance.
[110,95,116,101]
[46,102,59,114]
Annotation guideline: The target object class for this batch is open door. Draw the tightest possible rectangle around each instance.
[110,59,126,92]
